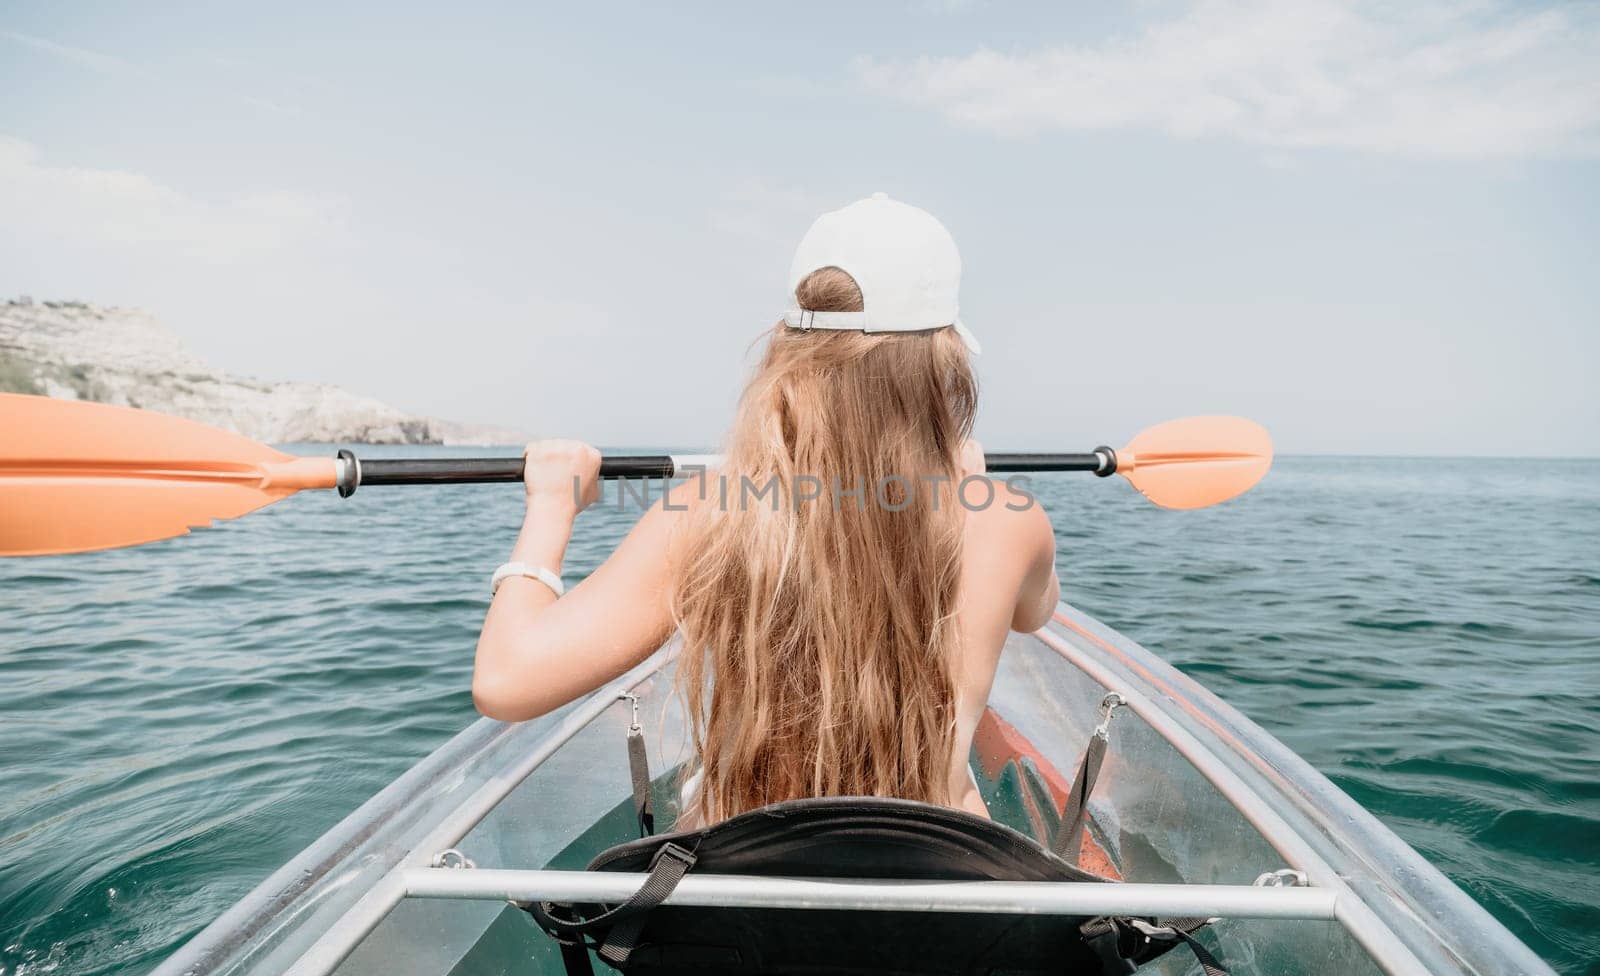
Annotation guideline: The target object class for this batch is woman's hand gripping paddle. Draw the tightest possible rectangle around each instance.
[0,393,1272,556]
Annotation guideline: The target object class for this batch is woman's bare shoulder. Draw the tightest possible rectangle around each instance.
[961,479,1058,633]
[962,478,1053,547]
[957,479,1053,601]
[635,475,722,568]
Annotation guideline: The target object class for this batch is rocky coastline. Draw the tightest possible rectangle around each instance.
[0,298,522,445]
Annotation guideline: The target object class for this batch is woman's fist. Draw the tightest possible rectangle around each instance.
[523,440,601,513]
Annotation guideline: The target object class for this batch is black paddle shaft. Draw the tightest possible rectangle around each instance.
[355,455,676,484]
[338,450,1115,496]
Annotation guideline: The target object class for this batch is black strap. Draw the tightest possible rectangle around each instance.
[1081,917,1230,976]
[523,842,697,970]
[1127,918,1230,976]
[627,726,655,837]
[557,939,595,976]
[522,905,597,976]
[1079,917,1137,975]
[1170,927,1229,976]
[596,843,694,964]
[1052,730,1106,863]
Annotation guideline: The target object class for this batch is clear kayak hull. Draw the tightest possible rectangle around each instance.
[152,606,1553,976]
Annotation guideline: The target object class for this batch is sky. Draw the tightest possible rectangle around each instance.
[2,0,1597,456]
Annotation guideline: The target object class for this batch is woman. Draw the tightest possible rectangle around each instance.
[474,194,1059,827]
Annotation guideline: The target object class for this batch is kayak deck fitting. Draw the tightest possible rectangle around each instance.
[150,605,1553,976]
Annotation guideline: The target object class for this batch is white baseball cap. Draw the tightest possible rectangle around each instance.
[783,192,980,354]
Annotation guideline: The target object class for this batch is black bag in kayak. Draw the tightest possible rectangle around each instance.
[522,796,1225,976]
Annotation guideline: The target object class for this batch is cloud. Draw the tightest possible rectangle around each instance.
[857,0,1600,158]
[0,137,349,261]
[1,30,130,74]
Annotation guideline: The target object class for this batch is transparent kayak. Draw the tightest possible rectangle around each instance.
[151,605,1553,976]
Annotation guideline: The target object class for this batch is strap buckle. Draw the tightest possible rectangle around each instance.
[1094,692,1125,739]
[618,692,642,733]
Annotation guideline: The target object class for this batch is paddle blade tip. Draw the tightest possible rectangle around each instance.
[0,480,280,557]
[0,524,196,557]
[0,395,336,556]
[1118,415,1273,510]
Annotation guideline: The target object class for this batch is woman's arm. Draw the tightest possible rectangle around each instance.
[472,440,679,722]
[1010,500,1060,633]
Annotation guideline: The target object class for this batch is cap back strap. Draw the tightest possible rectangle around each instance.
[783,309,869,330]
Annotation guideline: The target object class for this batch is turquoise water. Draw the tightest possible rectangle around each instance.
[1,453,1596,976]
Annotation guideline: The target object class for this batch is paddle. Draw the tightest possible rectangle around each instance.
[0,394,1272,556]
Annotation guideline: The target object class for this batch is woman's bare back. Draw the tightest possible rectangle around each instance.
[475,460,1059,821]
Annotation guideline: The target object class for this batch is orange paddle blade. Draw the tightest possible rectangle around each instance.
[0,394,337,556]
[1116,415,1273,510]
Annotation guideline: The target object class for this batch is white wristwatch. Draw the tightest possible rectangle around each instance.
[491,562,566,597]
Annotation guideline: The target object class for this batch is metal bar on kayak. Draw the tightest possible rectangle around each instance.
[400,868,1339,920]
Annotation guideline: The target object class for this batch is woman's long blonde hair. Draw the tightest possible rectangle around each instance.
[670,267,978,826]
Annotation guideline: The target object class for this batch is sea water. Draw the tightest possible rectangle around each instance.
[0,453,1596,976]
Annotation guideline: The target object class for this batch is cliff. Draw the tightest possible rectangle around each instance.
[0,298,524,445]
